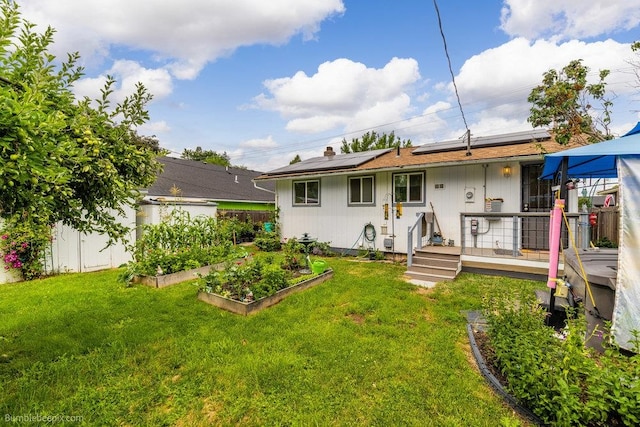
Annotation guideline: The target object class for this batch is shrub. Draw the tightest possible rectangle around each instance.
[483,289,640,426]
[254,231,281,252]
[593,236,617,248]
[281,238,304,271]
[216,215,257,243]
[309,240,334,256]
[0,218,52,280]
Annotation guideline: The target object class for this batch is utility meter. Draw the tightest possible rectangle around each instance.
[470,218,478,235]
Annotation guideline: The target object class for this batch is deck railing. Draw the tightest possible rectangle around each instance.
[406,210,586,266]
[459,211,583,261]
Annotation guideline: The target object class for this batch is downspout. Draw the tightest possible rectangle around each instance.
[253,180,278,222]
[253,180,276,194]
[482,164,488,203]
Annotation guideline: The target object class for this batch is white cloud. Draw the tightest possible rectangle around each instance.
[140,121,171,135]
[240,136,279,149]
[244,147,323,172]
[254,57,421,133]
[443,37,638,136]
[500,0,640,40]
[19,0,345,79]
[396,101,455,144]
[73,60,173,104]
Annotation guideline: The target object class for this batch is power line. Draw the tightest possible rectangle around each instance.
[160,63,636,163]
[432,0,469,133]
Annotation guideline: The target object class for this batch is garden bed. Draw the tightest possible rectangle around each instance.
[134,258,250,288]
[198,268,333,315]
[466,320,543,425]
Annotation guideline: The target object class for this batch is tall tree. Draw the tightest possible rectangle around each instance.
[0,0,161,277]
[340,131,412,153]
[528,59,613,145]
[133,133,168,155]
[181,146,230,167]
[289,154,302,164]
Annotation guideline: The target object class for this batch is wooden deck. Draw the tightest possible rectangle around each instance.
[418,245,556,280]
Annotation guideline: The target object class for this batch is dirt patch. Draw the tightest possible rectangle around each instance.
[348,313,366,325]
[413,286,434,296]
[472,329,509,389]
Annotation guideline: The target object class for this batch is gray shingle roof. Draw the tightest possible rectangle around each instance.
[146,157,275,202]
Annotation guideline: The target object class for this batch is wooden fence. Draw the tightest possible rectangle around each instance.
[217,210,272,224]
[591,206,619,245]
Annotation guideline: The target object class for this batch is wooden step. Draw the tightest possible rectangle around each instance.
[407,264,458,277]
[406,246,462,283]
[411,255,459,269]
[405,262,460,282]
[405,269,457,282]
[414,249,461,261]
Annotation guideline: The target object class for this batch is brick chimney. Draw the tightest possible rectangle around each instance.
[324,146,335,157]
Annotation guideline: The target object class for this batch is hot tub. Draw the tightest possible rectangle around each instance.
[563,248,618,352]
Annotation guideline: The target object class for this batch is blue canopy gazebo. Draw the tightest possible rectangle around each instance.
[541,127,640,351]
[541,130,640,180]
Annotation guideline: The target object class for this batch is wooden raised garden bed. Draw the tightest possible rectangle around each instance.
[135,259,249,288]
[197,268,333,315]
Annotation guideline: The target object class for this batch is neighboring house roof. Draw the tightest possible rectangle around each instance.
[146,157,275,203]
[256,129,582,180]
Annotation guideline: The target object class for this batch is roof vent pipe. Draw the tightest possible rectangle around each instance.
[396,145,400,157]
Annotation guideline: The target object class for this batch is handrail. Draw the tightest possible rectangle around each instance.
[407,212,425,267]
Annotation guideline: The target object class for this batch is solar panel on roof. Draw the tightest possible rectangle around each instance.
[264,148,393,175]
[412,129,550,155]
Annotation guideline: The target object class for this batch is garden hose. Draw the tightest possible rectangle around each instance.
[341,223,377,256]
[363,223,376,244]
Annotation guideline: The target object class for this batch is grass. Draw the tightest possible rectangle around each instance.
[0,256,544,426]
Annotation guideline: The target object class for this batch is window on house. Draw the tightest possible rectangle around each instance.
[349,176,374,205]
[393,172,424,203]
[293,180,320,205]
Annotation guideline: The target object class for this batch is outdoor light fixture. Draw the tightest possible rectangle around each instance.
[502,165,512,178]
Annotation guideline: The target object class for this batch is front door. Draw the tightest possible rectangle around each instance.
[521,163,553,250]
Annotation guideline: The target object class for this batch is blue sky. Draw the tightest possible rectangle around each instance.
[18,0,640,171]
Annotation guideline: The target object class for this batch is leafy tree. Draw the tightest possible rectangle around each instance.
[630,41,640,103]
[340,131,412,153]
[289,154,302,164]
[528,59,613,145]
[133,133,168,155]
[0,0,161,277]
[181,146,230,166]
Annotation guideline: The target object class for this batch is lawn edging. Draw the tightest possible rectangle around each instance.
[198,268,333,315]
[466,322,543,426]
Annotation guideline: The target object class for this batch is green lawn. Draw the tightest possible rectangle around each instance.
[0,257,542,426]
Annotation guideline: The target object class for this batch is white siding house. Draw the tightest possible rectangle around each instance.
[255,130,582,261]
[272,162,521,254]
